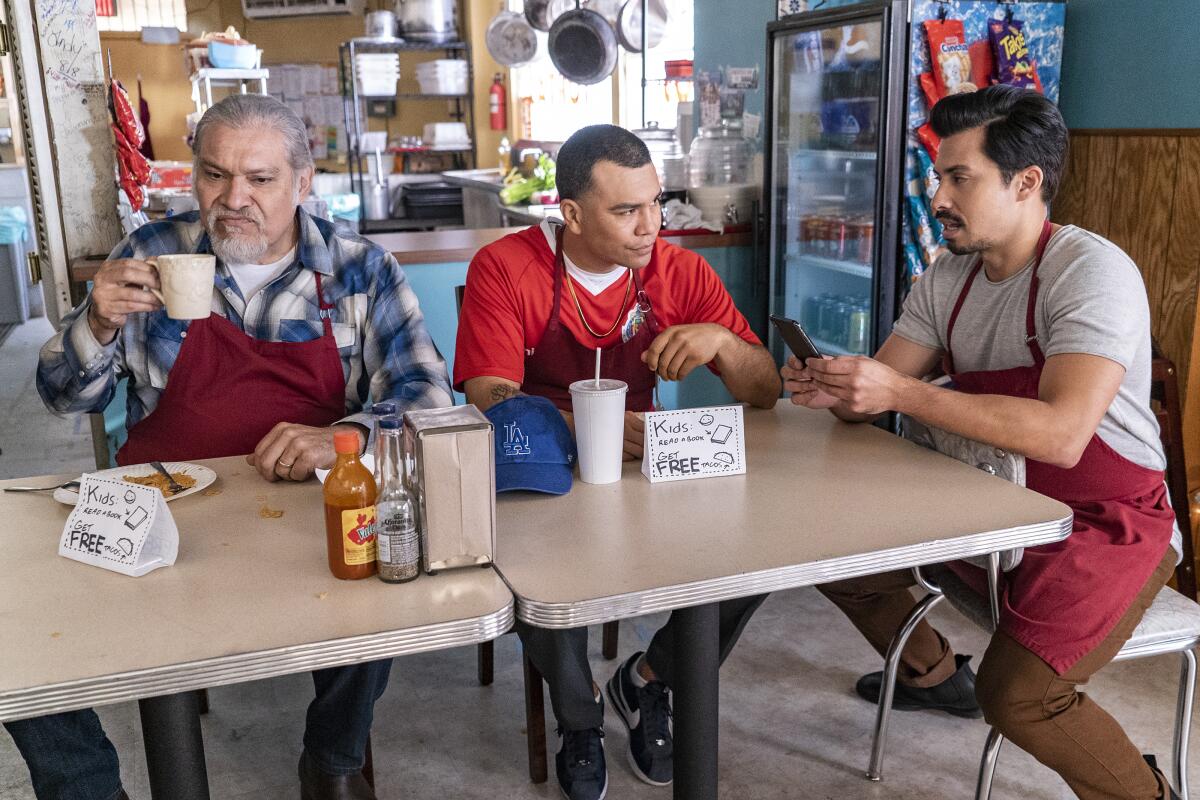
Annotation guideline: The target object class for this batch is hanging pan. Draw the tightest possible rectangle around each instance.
[548,1,618,85]
[525,0,555,32]
[486,9,539,67]
[616,0,667,53]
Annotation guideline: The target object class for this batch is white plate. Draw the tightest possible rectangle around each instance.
[315,453,374,485]
[54,462,218,506]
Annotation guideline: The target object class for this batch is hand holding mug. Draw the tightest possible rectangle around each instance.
[87,258,163,344]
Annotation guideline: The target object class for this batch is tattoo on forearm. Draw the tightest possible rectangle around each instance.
[489,384,521,404]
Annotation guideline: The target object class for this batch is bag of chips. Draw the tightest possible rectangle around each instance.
[988,18,1041,89]
[969,39,995,88]
[918,71,939,110]
[924,19,977,99]
[916,122,941,162]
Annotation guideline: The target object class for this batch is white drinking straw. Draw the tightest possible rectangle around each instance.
[594,346,602,388]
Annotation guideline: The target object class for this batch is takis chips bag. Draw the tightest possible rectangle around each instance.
[988,18,1041,90]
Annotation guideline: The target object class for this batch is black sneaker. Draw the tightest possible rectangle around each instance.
[605,652,673,786]
[555,726,607,800]
[855,654,982,719]
[1143,754,1181,799]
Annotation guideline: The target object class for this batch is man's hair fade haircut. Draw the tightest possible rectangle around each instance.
[929,85,1068,203]
[556,124,653,202]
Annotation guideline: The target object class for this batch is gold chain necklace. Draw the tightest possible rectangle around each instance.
[564,265,633,340]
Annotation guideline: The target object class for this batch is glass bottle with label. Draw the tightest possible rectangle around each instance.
[375,416,420,583]
[323,430,378,580]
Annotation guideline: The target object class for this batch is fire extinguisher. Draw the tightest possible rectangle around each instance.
[489,73,507,131]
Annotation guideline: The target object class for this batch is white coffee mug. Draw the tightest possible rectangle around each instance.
[149,254,215,320]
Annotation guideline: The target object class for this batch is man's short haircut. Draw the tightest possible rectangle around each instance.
[556,124,653,201]
[192,93,314,176]
[929,85,1068,203]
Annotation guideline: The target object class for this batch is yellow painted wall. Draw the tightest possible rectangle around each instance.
[105,0,505,170]
[100,34,195,162]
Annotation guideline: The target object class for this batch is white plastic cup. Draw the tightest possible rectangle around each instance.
[569,378,628,485]
[149,254,215,319]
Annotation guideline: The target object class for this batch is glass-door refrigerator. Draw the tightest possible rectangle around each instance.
[764,1,909,358]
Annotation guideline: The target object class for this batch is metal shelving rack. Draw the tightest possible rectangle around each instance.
[338,37,477,233]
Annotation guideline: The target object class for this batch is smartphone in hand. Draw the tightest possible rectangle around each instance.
[770,314,824,364]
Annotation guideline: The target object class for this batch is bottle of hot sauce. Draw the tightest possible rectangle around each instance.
[323,430,377,580]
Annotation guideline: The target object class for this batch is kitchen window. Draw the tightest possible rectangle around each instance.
[507,0,693,140]
[96,0,189,32]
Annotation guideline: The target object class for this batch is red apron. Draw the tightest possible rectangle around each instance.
[116,271,346,465]
[944,221,1176,674]
[522,226,661,413]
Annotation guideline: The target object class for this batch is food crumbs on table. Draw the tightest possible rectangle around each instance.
[259,505,284,518]
[202,487,222,496]
[50,632,61,639]
[316,592,329,600]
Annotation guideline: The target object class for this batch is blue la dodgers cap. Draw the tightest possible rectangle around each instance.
[485,395,576,495]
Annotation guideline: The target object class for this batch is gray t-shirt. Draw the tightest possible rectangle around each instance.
[893,224,1166,473]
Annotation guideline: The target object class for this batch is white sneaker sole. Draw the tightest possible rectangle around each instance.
[605,678,673,787]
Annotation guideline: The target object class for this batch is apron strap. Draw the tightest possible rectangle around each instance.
[944,260,983,376]
[944,219,1055,374]
[550,225,567,333]
[1024,219,1054,366]
[314,272,334,337]
[630,260,661,336]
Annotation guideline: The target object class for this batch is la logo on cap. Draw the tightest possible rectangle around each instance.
[504,421,532,457]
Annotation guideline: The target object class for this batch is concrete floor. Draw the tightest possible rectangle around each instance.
[1,317,1197,799]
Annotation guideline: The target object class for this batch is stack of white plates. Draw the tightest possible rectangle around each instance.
[355,53,400,96]
[422,121,470,148]
[415,59,468,95]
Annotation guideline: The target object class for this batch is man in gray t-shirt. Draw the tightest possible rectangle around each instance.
[783,87,1180,799]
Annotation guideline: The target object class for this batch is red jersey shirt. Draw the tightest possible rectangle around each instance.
[453,224,760,391]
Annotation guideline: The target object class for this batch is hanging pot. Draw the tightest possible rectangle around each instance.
[524,0,555,32]
[548,4,618,85]
[615,0,667,53]
[548,0,619,26]
[486,9,539,67]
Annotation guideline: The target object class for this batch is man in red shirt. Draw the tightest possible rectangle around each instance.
[456,124,779,800]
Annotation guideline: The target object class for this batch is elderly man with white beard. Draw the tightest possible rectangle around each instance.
[23,94,451,800]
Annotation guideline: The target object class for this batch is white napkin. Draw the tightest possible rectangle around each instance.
[663,199,723,233]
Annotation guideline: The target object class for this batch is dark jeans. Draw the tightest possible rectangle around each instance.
[3,660,393,799]
[516,594,767,731]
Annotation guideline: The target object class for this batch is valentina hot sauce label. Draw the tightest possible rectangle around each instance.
[341,505,377,565]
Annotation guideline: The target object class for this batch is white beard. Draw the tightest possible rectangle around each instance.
[209,230,269,264]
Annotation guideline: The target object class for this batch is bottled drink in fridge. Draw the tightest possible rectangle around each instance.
[375,416,420,583]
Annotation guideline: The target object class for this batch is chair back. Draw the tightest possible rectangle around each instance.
[1150,341,1196,600]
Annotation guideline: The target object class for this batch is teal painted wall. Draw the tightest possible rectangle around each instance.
[694,0,1199,130]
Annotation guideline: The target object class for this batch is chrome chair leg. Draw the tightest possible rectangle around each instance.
[866,590,944,781]
[1174,649,1196,800]
[974,727,1004,800]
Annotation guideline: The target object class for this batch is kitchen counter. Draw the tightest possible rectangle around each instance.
[440,168,561,229]
[366,226,753,265]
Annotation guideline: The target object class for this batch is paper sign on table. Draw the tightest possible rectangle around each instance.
[641,405,747,483]
[58,474,178,577]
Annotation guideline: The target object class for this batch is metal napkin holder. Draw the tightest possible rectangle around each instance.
[401,405,496,573]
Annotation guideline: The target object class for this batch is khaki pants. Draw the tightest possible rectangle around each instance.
[818,549,1176,800]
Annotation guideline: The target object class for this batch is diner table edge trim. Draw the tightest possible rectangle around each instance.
[503,514,1073,628]
[0,601,514,723]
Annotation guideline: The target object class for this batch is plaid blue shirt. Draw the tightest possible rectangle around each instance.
[37,209,452,433]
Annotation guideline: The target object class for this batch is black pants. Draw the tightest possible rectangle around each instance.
[515,594,768,730]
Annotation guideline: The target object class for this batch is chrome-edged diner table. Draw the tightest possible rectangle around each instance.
[494,405,1073,800]
[0,456,514,800]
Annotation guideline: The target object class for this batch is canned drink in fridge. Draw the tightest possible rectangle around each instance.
[832,302,852,349]
[858,220,875,263]
[804,295,822,330]
[848,305,869,354]
[815,294,835,342]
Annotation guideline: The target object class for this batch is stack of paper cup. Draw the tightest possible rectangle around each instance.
[569,379,628,484]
